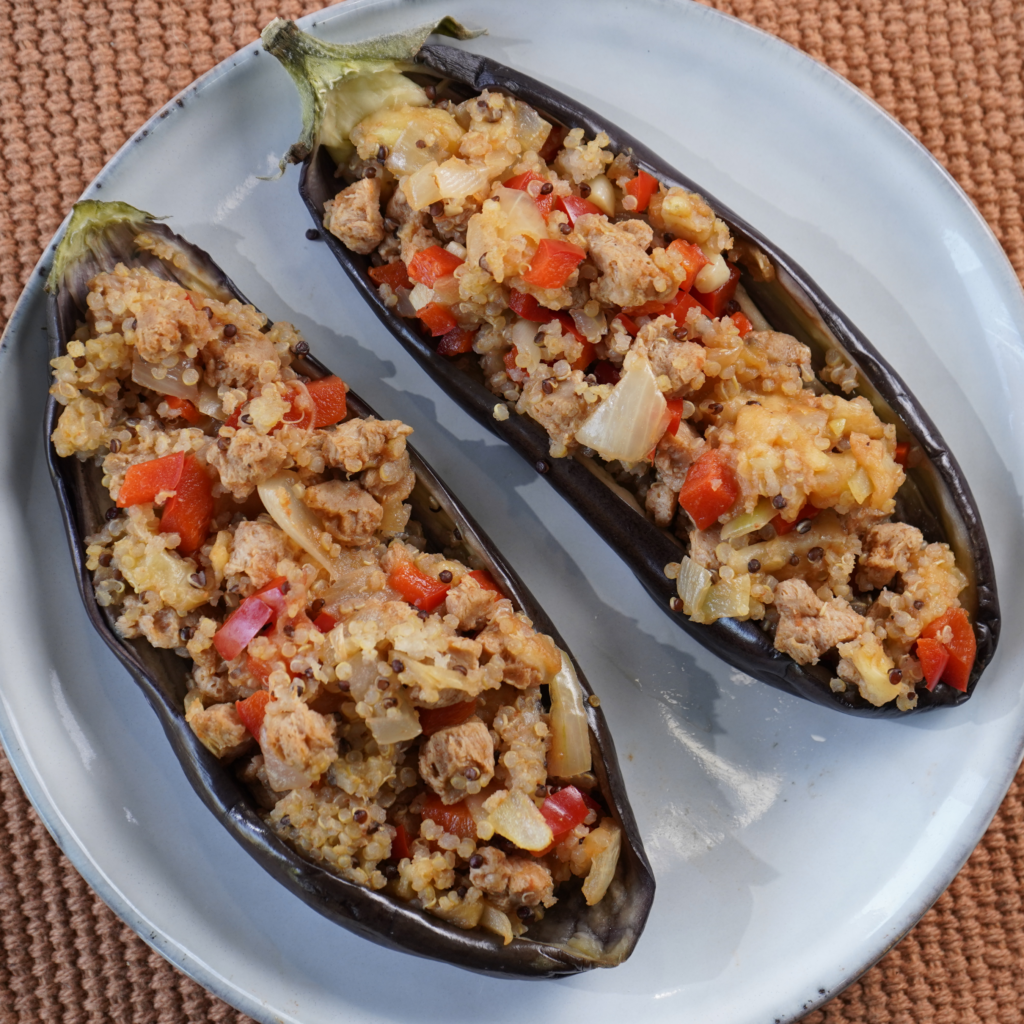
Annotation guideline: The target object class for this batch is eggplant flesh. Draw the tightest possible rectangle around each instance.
[44,201,654,976]
[287,37,999,717]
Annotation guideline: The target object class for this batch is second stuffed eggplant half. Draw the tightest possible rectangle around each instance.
[45,200,653,976]
[264,18,1000,716]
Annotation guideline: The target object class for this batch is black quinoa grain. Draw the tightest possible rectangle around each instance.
[217,436,230,451]
[418,609,429,620]
[516,906,533,921]
[747,558,761,573]
[105,507,122,521]
[283,624,294,637]
[914,600,925,609]
[377,145,387,161]
[535,459,549,474]
[240,414,253,425]
[789,553,801,566]
[305,228,320,240]
[376,678,389,691]
[99,553,112,567]
[746,400,760,406]
[469,854,483,869]
[189,571,206,588]
[539,182,553,194]
[108,438,121,453]
[454,665,468,675]
[364,166,376,178]
[353,809,368,824]
[428,200,444,217]
[559,222,571,234]
[424,85,436,101]
[453,527,462,541]
[807,546,824,562]
[203,306,213,318]
[309,598,324,617]
[383,697,398,709]
[293,339,309,355]
[281,580,290,594]
[725,299,741,315]
[179,625,194,642]
[73,356,86,368]
[383,863,398,879]
[541,379,554,394]
[456,886,467,899]
[415,139,426,149]
[223,323,237,338]
[579,183,591,198]
[367,823,380,834]
[889,668,903,684]
[669,597,683,612]
[796,518,813,534]
[391,659,405,673]
[772,495,787,509]
[465,767,480,781]
[439,570,453,584]
[709,402,723,414]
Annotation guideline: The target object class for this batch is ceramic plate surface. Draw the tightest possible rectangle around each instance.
[2,1,1023,1021]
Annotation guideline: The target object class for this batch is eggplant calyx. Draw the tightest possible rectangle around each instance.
[260,16,485,171]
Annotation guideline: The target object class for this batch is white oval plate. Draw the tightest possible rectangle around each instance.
[2,1,1023,1021]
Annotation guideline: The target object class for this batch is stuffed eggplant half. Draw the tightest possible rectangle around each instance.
[263,19,1000,716]
[45,200,654,976]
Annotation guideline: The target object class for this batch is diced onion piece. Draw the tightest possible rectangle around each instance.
[676,555,713,619]
[584,174,615,216]
[694,253,731,293]
[480,903,514,945]
[700,573,752,624]
[321,71,429,165]
[257,471,339,579]
[431,898,485,930]
[570,307,607,343]
[575,352,669,463]
[494,186,546,242]
[513,103,551,155]
[487,789,554,852]
[434,157,490,202]
[131,350,200,404]
[582,822,622,906]
[196,383,222,418]
[548,652,592,778]
[408,283,434,311]
[848,466,873,504]
[401,160,442,211]
[431,273,461,307]
[720,497,776,541]
[399,659,477,704]
[844,636,899,706]
[262,746,318,792]
[511,318,542,373]
[365,689,422,745]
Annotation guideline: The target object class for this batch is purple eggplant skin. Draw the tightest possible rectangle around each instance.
[296,43,999,718]
[44,203,654,977]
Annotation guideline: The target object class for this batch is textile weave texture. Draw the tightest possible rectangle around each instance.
[1,1,1022,1022]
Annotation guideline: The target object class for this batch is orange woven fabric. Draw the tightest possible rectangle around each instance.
[1,2,1022,1022]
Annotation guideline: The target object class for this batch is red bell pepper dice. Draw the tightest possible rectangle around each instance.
[417,302,459,337]
[467,569,502,593]
[160,454,214,555]
[418,698,479,737]
[312,611,338,634]
[392,822,412,861]
[662,289,712,327]
[214,597,274,661]
[730,311,754,337]
[915,637,950,691]
[164,395,202,424]
[235,690,272,739]
[667,238,710,293]
[306,376,348,428]
[245,653,278,688]
[920,607,976,692]
[508,288,557,324]
[117,450,185,508]
[664,398,684,438]
[613,312,639,336]
[894,442,910,467]
[521,239,587,290]
[679,449,739,530]
[420,793,477,840]
[408,246,465,287]
[436,327,477,357]
[368,260,412,291]
[388,561,451,613]
[540,786,589,837]
[556,194,603,226]
[503,347,529,384]
[624,169,658,213]
[569,340,597,372]
[504,171,554,216]
[698,263,741,318]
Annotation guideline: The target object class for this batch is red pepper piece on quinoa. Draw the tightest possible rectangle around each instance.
[436,326,476,357]
[729,310,754,337]
[417,301,459,337]
[159,453,214,555]
[504,171,555,217]
[306,375,348,428]
[408,245,464,287]
[667,238,710,293]
[521,239,586,290]
[920,608,976,692]
[508,288,557,324]
[915,637,950,691]
[117,450,185,508]
[388,560,451,612]
[236,690,272,739]
[556,193,603,226]
[368,260,412,291]
[164,395,203,424]
[679,449,739,530]
[772,503,820,536]
[214,577,289,661]
[467,569,502,593]
[420,792,477,839]
[623,169,658,213]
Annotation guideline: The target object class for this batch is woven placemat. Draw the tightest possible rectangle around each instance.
[1,1,1022,1021]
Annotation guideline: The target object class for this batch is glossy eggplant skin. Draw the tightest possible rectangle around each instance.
[44,205,654,977]
[297,43,999,717]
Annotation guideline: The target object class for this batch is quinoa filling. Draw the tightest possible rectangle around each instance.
[49,247,621,943]
[320,83,976,710]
